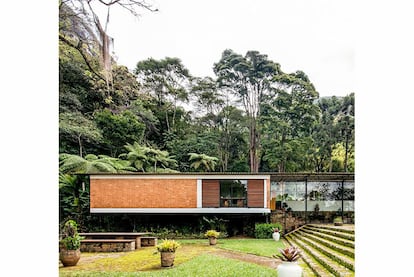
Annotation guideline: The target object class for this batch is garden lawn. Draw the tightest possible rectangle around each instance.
[59,239,284,276]
[217,238,286,257]
[60,244,210,274]
[179,238,286,257]
[60,254,278,276]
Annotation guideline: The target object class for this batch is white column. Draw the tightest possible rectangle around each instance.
[263,179,267,208]
[197,179,202,208]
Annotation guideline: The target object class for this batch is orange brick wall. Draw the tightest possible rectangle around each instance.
[90,178,197,208]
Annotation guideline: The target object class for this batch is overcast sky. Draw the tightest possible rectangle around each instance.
[93,0,357,97]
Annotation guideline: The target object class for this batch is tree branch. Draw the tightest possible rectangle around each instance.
[59,34,106,81]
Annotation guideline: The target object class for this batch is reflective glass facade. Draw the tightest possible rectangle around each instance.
[270,180,354,223]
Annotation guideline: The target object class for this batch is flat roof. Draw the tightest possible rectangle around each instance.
[84,172,354,182]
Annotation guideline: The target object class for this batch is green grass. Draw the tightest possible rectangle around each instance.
[60,244,211,274]
[216,238,286,257]
[178,238,286,257]
[60,239,283,276]
[60,254,278,277]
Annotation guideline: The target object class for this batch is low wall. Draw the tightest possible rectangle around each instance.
[270,211,306,233]
[80,240,136,252]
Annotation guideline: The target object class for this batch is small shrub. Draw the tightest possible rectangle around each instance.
[254,223,283,239]
[273,246,301,262]
[204,229,220,238]
[155,239,180,253]
[59,220,84,250]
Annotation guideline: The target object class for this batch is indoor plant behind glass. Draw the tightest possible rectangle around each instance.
[334,216,344,226]
[273,246,303,277]
[59,220,84,267]
[155,239,180,267]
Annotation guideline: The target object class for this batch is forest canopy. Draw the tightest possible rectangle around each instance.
[59,0,355,175]
[58,0,355,229]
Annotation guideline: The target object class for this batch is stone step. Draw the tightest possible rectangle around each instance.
[291,232,354,271]
[297,230,354,258]
[286,234,354,277]
[284,237,334,277]
[301,228,355,249]
[307,224,355,235]
[303,225,355,242]
[297,256,318,277]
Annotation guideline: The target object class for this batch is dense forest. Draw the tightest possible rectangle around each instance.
[59,0,354,230]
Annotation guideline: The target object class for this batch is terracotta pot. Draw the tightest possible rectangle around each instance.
[209,237,217,245]
[160,252,175,267]
[59,249,81,267]
[277,261,303,277]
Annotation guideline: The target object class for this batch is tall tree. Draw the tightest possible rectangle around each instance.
[312,96,343,171]
[59,0,157,88]
[333,93,355,172]
[261,71,320,172]
[216,106,249,172]
[59,112,103,156]
[311,94,355,172]
[94,109,146,156]
[191,76,224,116]
[134,57,192,133]
[214,50,281,172]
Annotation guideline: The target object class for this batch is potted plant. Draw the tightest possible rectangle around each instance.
[272,227,281,241]
[59,220,84,267]
[155,239,180,267]
[204,229,220,245]
[273,246,302,277]
[334,216,343,226]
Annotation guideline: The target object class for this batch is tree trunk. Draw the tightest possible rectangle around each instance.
[249,118,259,172]
[77,134,83,158]
[165,110,170,133]
[344,130,349,172]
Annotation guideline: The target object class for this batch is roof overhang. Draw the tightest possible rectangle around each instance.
[90,208,271,214]
[85,172,353,182]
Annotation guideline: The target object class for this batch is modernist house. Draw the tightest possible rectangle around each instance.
[88,172,354,223]
[89,173,271,214]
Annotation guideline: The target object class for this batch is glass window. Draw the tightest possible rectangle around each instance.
[270,181,306,211]
[220,180,247,207]
[343,181,354,212]
[343,182,355,200]
[307,182,342,212]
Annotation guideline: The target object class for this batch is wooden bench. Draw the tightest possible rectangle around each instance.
[80,239,136,252]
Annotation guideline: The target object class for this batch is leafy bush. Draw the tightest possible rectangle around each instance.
[254,223,283,239]
[202,216,229,234]
[60,219,84,250]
